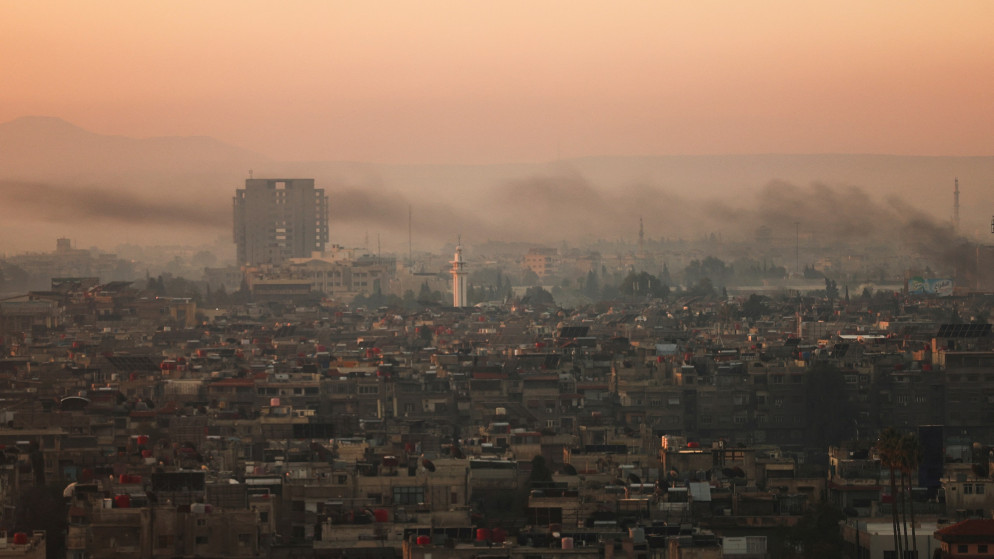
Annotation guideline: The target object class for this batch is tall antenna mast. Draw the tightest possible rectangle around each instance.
[638,217,645,260]
[408,205,413,268]
[954,177,960,232]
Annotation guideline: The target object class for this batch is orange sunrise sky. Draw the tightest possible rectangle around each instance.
[2,1,993,164]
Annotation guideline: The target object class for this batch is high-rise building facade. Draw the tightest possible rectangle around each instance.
[233,179,329,266]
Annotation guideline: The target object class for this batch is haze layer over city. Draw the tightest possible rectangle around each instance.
[1,1,993,262]
[7,4,994,559]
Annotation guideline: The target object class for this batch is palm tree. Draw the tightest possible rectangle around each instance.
[899,434,923,557]
[877,428,903,558]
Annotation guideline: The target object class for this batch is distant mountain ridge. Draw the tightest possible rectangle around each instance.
[1,115,992,253]
[0,116,268,180]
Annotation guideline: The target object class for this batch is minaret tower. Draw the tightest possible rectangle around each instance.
[451,237,468,308]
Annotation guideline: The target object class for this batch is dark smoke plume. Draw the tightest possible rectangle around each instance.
[0,181,227,230]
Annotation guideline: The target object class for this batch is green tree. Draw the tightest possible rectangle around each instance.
[686,277,715,298]
[529,455,553,485]
[825,278,839,301]
[402,289,416,309]
[685,256,732,288]
[898,434,923,557]
[741,294,770,320]
[417,281,434,304]
[619,271,668,298]
[803,265,823,279]
[782,502,844,558]
[521,286,555,307]
[584,270,600,299]
[877,428,904,559]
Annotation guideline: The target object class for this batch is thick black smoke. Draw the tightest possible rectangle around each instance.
[0,181,227,230]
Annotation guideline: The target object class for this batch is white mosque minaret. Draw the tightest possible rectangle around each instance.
[450,238,468,308]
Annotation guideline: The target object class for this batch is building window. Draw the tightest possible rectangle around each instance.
[976,484,985,494]
[963,484,974,494]
[979,544,989,553]
[237,533,252,546]
[393,486,425,505]
[958,544,968,554]
[195,536,208,545]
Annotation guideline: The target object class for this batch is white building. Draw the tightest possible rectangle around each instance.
[450,243,468,308]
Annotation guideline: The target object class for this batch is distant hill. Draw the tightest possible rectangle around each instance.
[0,116,991,254]
[0,116,267,180]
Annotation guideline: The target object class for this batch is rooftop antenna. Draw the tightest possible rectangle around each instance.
[248,169,253,179]
[408,205,413,268]
[954,178,960,232]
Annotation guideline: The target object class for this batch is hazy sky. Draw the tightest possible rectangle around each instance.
[3,1,993,163]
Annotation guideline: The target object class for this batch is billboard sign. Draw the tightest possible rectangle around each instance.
[908,277,953,296]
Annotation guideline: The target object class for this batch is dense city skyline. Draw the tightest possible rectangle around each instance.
[4,5,994,556]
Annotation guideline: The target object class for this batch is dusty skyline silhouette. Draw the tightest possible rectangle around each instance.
[1,2,993,255]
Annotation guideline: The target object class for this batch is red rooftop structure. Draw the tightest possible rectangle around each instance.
[934,519,994,558]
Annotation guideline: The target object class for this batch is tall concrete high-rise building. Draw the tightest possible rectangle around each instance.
[233,178,329,266]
